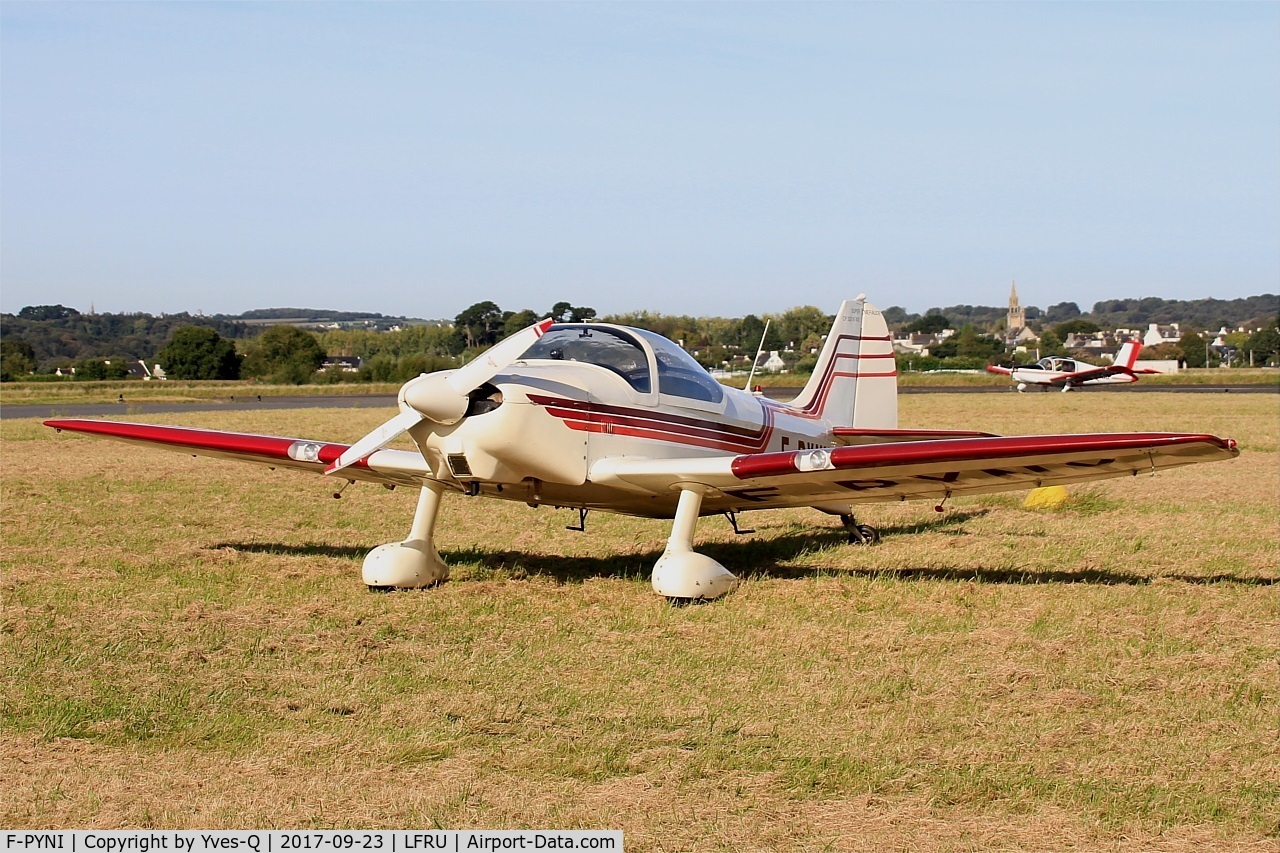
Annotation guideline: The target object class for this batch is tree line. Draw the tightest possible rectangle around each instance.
[3,294,1277,382]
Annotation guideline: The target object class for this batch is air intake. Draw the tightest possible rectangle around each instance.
[446,454,473,478]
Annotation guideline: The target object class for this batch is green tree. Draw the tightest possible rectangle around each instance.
[0,338,36,380]
[156,326,242,380]
[548,302,596,323]
[241,325,323,383]
[503,309,540,338]
[761,321,784,352]
[1179,331,1208,368]
[359,354,399,383]
[903,314,951,335]
[1142,342,1183,361]
[1036,329,1066,357]
[455,301,504,348]
[954,325,1005,360]
[882,306,912,327]
[1043,302,1081,323]
[73,359,109,381]
[17,304,79,321]
[1052,319,1101,340]
[72,358,130,380]
[775,306,829,347]
[1246,325,1280,365]
[702,316,738,347]
[737,315,766,349]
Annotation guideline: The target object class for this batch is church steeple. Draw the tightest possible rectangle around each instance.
[1007,280,1025,333]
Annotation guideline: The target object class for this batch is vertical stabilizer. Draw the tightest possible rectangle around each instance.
[1116,340,1140,370]
[787,297,897,428]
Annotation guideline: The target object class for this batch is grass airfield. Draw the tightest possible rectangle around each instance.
[2,394,1276,850]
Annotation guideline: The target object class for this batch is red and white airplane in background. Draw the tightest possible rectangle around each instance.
[46,298,1235,600]
[987,340,1160,392]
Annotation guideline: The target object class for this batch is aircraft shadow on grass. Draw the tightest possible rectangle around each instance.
[210,507,1273,589]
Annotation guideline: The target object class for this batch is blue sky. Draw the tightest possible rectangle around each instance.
[2,2,1277,319]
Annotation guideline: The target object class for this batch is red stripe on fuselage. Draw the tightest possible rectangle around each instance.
[527,394,776,453]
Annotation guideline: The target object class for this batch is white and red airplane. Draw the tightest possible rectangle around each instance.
[987,340,1160,392]
[46,298,1235,600]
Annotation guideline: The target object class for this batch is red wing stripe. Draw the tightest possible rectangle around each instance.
[730,433,1238,479]
[44,419,364,468]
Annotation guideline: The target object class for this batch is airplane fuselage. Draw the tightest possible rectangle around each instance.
[1007,366,1138,389]
[408,360,839,518]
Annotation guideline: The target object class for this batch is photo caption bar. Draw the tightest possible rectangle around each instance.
[2,832,622,853]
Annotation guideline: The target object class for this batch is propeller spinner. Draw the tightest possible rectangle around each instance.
[325,317,553,474]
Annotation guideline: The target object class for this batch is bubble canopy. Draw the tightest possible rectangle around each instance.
[517,324,724,404]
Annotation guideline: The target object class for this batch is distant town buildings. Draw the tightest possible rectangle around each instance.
[1144,323,1182,347]
[753,351,788,373]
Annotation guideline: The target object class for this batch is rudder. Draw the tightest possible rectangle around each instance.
[787,297,897,428]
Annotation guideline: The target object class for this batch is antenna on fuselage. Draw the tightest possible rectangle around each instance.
[744,319,770,392]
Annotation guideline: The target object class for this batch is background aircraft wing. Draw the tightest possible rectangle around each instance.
[591,432,1238,510]
[45,419,434,487]
[1062,365,1133,383]
[1062,361,1161,382]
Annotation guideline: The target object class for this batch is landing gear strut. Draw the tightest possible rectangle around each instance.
[840,513,880,545]
[650,486,738,601]
[362,482,450,589]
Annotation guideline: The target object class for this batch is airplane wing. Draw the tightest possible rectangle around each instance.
[47,419,1237,514]
[986,365,1013,376]
[590,432,1238,511]
[44,419,435,488]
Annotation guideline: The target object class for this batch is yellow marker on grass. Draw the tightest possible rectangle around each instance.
[1023,485,1069,509]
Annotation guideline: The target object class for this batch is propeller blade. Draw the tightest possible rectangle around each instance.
[446,317,554,395]
[325,407,424,474]
[329,317,556,475]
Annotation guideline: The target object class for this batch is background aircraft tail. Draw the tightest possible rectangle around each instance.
[786,297,897,428]
[1116,340,1141,370]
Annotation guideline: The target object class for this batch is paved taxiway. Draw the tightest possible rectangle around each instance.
[3,383,1274,420]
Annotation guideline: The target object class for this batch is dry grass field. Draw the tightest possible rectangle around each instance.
[2,394,1276,850]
